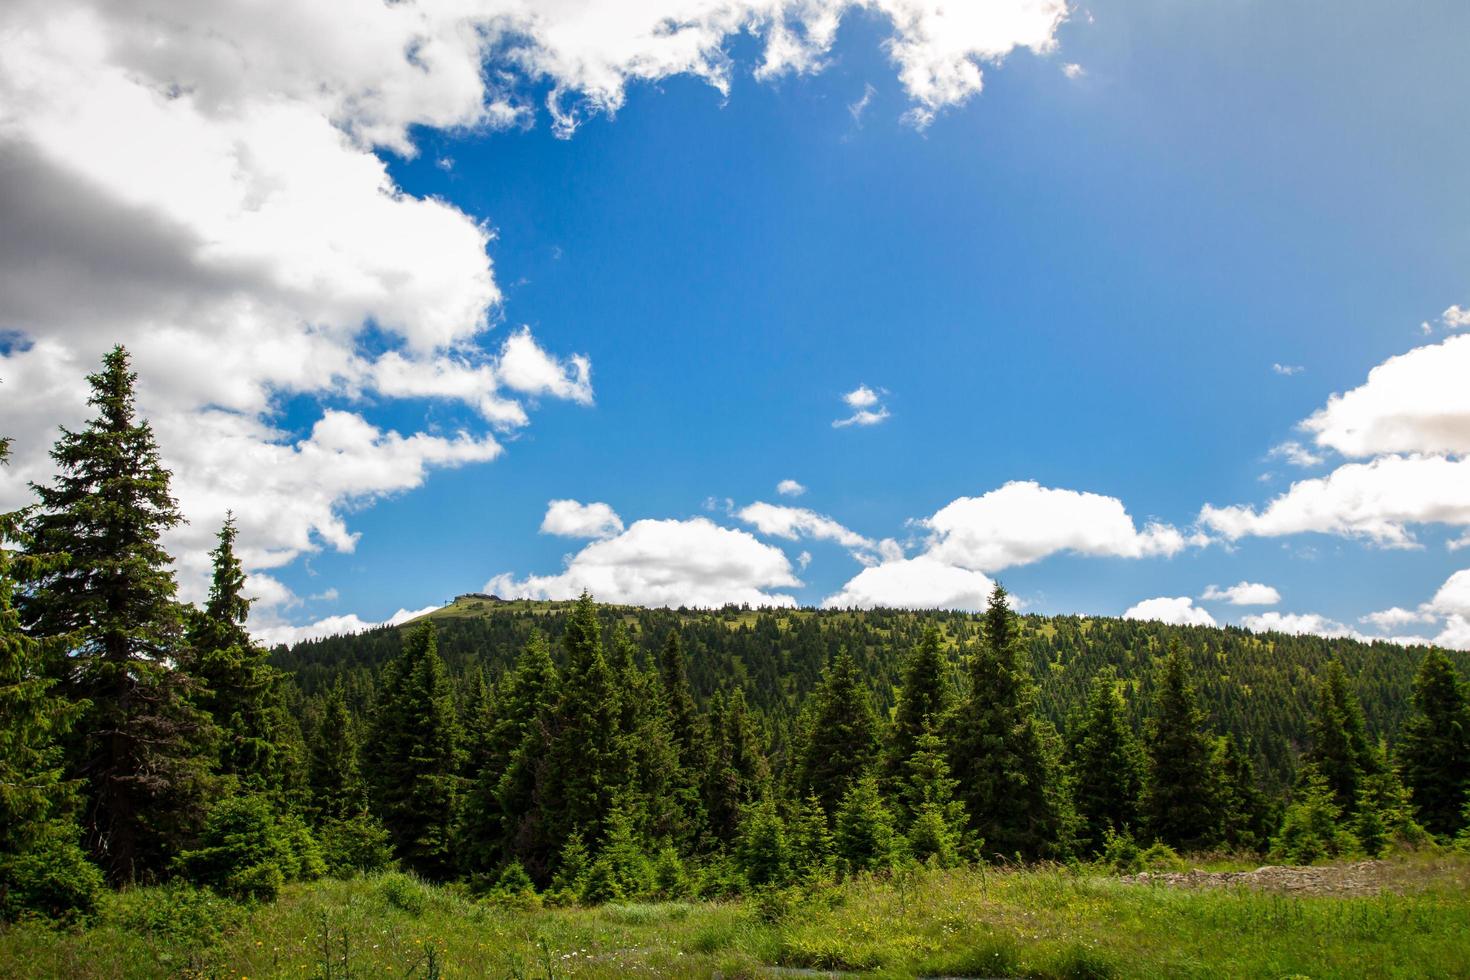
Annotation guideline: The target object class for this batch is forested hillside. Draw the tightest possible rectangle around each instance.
[275,596,1467,790]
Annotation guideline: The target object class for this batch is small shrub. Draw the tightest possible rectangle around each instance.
[376,871,430,915]
[102,881,244,946]
[177,795,296,900]
[318,811,395,877]
[0,824,104,923]
[651,844,691,899]
[1138,841,1186,873]
[1099,828,1143,874]
[1271,771,1360,864]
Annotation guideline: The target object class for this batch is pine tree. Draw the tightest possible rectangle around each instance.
[0,438,103,920]
[1214,735,1270,853]
[885,626,952,797]
[464,631,559,881]
[707,686,771,845]
[1066,668,1145,853]
[308,684,367,820]
[944,584,1067,860]
[735,798,790,888]
[1398,649,1470,838]
[21,347,216,882]
[539,594,633,856]
[794,647,881,819]
[1142,643,1221,851]
[186,514,287,795]
[834,774,899,874]
[1303,660,1378,816]
[366,622,463,878]
[658,630,710,772]
[901,730,968,867]
[1270,764,1360,864]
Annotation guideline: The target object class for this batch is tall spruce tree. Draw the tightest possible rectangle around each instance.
[308,684,366,821]
[706,686,771,844]
[1214,735,1270,853]
[0,438,103,920]
[1303,660,1379,816]
[22,347,216,882]
[1398,649,1470,838]
[885,625,951,795]
[185,514,286,795]
[366,622,463,878]
[944,584,1068,860]
[793,647,881,820]
[1142,643,1221,851]
[539,594,633,862]
[1067,668,1145,853]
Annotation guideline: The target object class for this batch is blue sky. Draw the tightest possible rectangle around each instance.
[3,0,1469,645]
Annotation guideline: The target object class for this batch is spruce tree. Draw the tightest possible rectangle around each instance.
[901,730,968,867]
[944,583,1067,860]
[308,684,367,820]
[794,647,880,819]
[186,514,287,796]
[1066,668,1145,853]
[366,622,463,878]
[539,594,633,858]
[834,774,899,874]
[1214,735,1270,853]
[22,347,216,882]
[658,630,710,773]
[885,625,951,796]
[1398,649,1470,838]
[1142,643,1220,851]
[707,686,771,845]
[1303,660,1378,816]
[0,438,103,920]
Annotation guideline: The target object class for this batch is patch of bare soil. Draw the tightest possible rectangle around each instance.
[1122,861,1396,896]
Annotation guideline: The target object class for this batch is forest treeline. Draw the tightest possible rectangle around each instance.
[4,346,1470,923]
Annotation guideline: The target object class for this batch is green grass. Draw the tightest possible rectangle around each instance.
[4,855,1469,978]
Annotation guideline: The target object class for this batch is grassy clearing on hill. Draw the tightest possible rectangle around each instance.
[4,852,1468,979]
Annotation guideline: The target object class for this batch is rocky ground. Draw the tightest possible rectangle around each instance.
[1123,860,1400,896]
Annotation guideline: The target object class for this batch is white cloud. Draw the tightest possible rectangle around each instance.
[1440,305,1470,330]
[821,555,994,610]
[1426,568,1470,618]
[1272,363,1304,376]
[1061,62,1084,80]
[1239,611,1359,639]
[777,478,807,497]
[1267,441,1325,468]
[541,499,624,539]
[848,82,876,124]
[1201,581,1281,606]
[1301,335,1470,458]
[486,517,800,608]
[1124,596,1216,627]
[833,384,891,427]
[1434,616,1470,651]
[0,0,1068,628]
[923,481,1190,573]
[1360,606,1436,631]
[252,604,439,647]
[736,501,901,565]
[1199,455,1470,548]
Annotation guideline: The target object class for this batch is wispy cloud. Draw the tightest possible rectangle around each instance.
[833,384,891,427]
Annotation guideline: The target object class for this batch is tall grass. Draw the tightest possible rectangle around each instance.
[3,853,1467,978]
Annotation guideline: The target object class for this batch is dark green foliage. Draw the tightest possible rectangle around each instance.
[538,595,632,856]
[834,774,900,874]
[945,584,1068,860]
[901,730,968,867]
[308,684,366,820]
[885,626,951,794]
[1066,669,1144,853]
[185,515,289,796]
[794,648,880,819]
[0,438,103,922]
[317,812,395,877]
[1398,649,1470,838]
[581,802,652,903]
[460,631,559,879]
[1270,766,1360,864]
[365,623,463,878]
[1143,643,1221,851]
[1304,660,1379,816]
[1353,768,1426,856]
[1214,735,1271,853]
[178,795,305,901]
[22,347,216,883]
[706,687,771,842]
[736,798,790,888]
[788,795,835,882]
